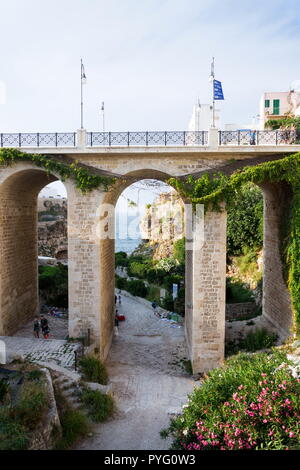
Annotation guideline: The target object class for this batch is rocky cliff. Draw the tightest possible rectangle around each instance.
[138,191,184,260]
[38,198,67,259]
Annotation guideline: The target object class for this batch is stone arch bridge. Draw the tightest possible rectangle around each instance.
[0,128,298,373]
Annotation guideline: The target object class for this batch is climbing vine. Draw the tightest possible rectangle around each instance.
[0,148,115,192]
[169,152,300,332]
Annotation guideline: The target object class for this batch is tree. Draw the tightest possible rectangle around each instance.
[227,183,263,256]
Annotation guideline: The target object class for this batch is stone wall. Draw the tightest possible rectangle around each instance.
[261,182,294,339]
[226,302,258,321]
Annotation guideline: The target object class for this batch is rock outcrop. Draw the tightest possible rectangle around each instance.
[38,198,67,260]
[138,191,184,260]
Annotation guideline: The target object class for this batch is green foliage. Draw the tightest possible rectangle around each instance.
[79,355,109,385]
[55,408,90,450]
[232,248,263,286]
[161,350,300,450]
[226,278,254,303]
[240,328,278,352]
[115,275,127,290]
[265,115,300,134]
[0,148,114,193]
[0,409,28,450]
[12,380,48,430]
[169,152,300,332]
[160,294,174,311]
[115,251,128,267]
[126,279,149,298]
[81,389,114,422]
[227,184,263,256]
[39,263,68,307]
[27,369,44,382]
[173,238,186,264]
[0,378,9,402]
[128,261,149,278]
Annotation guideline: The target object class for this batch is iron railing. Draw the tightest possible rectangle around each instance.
[0,132,76,148]
[0,130,299,148]
[87,130,208,147]
[219,129,298,146]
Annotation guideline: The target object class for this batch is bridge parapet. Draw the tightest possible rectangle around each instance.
[0,128,298,149]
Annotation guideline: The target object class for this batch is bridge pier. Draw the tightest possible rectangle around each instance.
[185,205,227,374]
[261,182,294,339]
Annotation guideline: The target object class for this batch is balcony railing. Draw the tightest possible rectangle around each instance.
[219,129,298,146]
[86,131,208,147]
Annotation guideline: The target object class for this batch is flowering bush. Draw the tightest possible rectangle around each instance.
[161,351,300,450]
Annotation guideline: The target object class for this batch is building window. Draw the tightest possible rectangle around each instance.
[265,99,270,108]
[273,99,280,115]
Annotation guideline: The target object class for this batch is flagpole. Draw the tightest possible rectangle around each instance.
[80,59,83,129]
[211,57,215,128]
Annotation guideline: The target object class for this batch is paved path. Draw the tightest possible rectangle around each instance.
[0,336,80,369]
[76,292,196,450]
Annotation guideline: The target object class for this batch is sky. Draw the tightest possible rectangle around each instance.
[1,0,300,134]
[2,0,300,200]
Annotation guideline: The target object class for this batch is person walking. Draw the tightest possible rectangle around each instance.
[118,294,122,304]
[33,318,40,338]
[152,301,157,315]
[114,314,119,336]
[40,315,50,339]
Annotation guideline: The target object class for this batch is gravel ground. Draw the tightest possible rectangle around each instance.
[76,292,196,451]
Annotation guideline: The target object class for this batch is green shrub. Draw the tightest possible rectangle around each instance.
[161,351,300,450]
[115,275,127,290]
[0,378,9,402]
[81,389,114,422]
[39,264,68,308]
[126,279,149,298]
[226,278,254,303]
[115,251,128,267]
[226,183,263,256]
[128,261,149,279]
[13,381,48,430]
[240,328,278,352]
[0,409,28,450]
[160,294,174,311]
[79,355,109,385]
[173,238,186,264]
[27,369,44,382]
[55,408,90,449]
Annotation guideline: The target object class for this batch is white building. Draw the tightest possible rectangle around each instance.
[259,87,300,129]
[188,103,220,131]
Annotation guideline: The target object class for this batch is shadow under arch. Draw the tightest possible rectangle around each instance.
[0,163,69,336]
[98,168,190,360]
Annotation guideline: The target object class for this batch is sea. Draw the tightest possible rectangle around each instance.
[115,213,142,255]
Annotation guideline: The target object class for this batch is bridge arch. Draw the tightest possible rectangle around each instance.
[0,163,72,335]
[95,168,227,373]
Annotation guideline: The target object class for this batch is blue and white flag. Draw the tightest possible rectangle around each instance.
[213,79,224,100]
